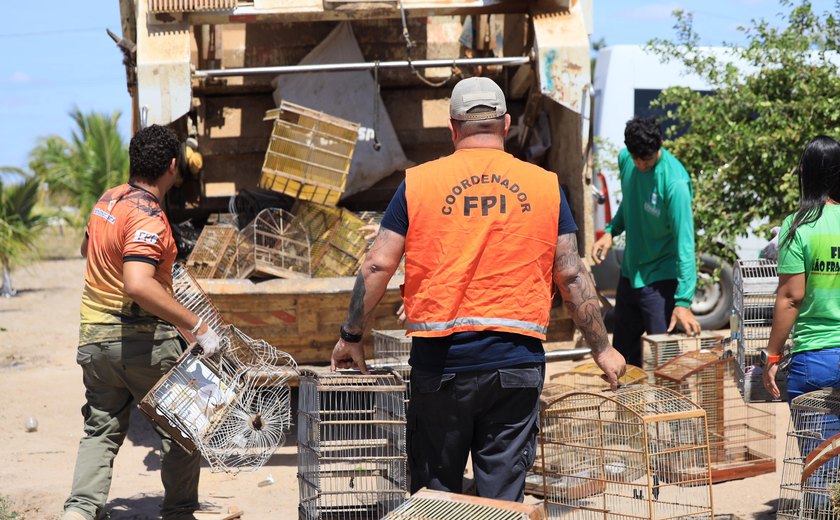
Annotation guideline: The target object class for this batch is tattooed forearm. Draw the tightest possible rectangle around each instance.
[345,271,367,332]
[554,233,610,354]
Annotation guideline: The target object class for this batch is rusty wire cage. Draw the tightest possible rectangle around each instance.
[778,389,840,519]
[541,385,714,519]
[298,369,408,519]
[641,332,724,379]
[260,101,359,207]
[383,488,546,519]
[732,259,788,402]
[186,225,252,279]
[654,349,775,483]
[293,201,373,277]
[239,208,311,279]
[140,264,298,473]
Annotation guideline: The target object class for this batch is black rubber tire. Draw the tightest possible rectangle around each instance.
[691,254,733,331]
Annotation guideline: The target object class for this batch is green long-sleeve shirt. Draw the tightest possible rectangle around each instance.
[606,148,696,307]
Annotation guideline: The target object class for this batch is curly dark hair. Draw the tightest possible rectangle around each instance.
[129,125,180,182]
[624,116,662,158]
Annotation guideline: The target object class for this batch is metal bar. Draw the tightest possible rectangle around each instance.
[194,56,532,78]
[544,348,591,361]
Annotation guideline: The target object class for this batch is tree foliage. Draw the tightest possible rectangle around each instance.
[29,108,128,224]
[0,171,46,296]
[648,0,840,261]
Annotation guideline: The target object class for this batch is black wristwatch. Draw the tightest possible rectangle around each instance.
[340,325,363,343]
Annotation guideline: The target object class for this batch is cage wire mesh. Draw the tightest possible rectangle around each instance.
[654,349,775,483]
[527,365,648,497]
[260,101,359,207]
[541,385,714,519]
[186,225,250,279]
[140,264,298,474]
[778,389,840,519]
[732,259,789,402]
[239,207,311,278]
[641,332,724,380]
[298,369,408,519]
[383,488,546,519]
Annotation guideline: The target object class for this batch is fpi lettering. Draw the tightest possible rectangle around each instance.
[464,195,506,216]
[440,173,531,215]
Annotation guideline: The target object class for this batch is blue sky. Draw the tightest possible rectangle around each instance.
[0,1,834,172]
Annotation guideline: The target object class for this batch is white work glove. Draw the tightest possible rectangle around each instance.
[194,326,221,358]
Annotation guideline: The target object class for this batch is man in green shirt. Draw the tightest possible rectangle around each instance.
[591,117,700,367]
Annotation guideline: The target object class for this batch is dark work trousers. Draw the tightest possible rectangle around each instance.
[407,364,544,502]
[612,276,677,368]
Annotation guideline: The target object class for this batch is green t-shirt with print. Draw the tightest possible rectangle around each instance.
[778,205,840,353]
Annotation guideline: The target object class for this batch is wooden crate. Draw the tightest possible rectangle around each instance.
[260,101,359,207]
[293,201,372,277]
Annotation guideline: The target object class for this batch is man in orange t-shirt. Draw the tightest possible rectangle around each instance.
[332,77,625,501]
[63,125,220,520]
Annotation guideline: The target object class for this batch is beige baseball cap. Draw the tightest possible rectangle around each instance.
[449,77,507,121]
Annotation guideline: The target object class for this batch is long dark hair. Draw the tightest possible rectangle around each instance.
[780,136,840,251]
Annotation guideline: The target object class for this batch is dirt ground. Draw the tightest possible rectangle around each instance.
[0,257,785,519]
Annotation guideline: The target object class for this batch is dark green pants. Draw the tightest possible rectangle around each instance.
[64,336,201,520]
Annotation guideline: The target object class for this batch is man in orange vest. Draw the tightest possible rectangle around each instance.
[333,77,626,501]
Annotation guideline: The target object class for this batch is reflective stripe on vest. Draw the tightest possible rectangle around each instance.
[407,316,548,336]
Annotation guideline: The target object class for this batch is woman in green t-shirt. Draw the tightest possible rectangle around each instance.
[763,135,840,402]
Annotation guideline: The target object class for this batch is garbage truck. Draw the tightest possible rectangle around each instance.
[114,0,598,363]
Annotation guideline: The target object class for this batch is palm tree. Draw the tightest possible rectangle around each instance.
[29,108,128,224]
[0,171,46,297]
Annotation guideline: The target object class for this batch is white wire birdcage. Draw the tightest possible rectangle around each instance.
[778,389,840,519]
[298,369,408,519]
[654,349,775,483]
[541,385,714,519]
[732,259,788,402]
[240,207,311,279]
[139,264,298,474]
[641,332,724,380]
[383,488,545,519]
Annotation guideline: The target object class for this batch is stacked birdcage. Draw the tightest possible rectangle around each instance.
[187,225,252,279]
[641,331,724,380]
[654,349,775,483]
[239,207,311,278]
[293,201,373,277]
[732,259,788,402]
[778,389,840,519]
[383,488,546,520]
[298,369,408,519]
[260,101,360,207]
[541,385,714,519]
[139,264,298,473]
[370,329,412,401]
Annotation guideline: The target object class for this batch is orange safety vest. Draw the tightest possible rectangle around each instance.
[404,148,560,340]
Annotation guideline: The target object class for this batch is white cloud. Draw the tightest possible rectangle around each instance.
[8,71,31,83]
[620,3,685,21]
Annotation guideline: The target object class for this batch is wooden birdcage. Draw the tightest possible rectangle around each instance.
[527,365,649,497]
[260,101,359,207]
[383,488,546,519]
[654,349,775,483]
[239,208,311,279]
[372,329,411,365]
[732,259,788,402]
[541,385,714,519]
[187,225,253,279]
[298,369,408,519]
[778,389,840,519]
[293,201,372,277]
[641,331,724,378]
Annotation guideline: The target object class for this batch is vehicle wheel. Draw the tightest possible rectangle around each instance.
[691,254,733,331]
